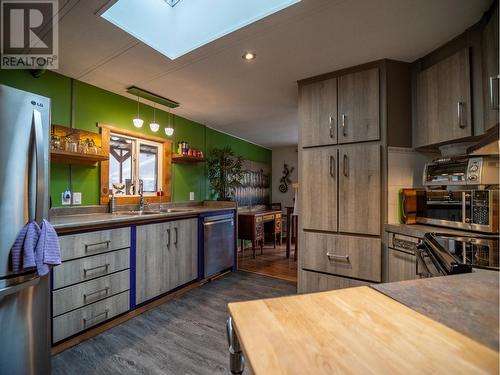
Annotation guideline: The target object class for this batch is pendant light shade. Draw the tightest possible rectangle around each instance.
[150,122,160,132]
[149,104,160,132]
[133,96,143,128]
[164,110,174,136]
[133,118,144,128]
[164,127,174,136]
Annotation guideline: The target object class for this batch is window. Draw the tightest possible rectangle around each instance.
[101,0,301,59]
[109,133,162,196]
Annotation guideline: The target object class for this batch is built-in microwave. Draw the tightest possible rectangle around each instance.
[415,189,499,233]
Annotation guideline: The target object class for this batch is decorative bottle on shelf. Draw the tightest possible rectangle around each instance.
[177,142,182,155]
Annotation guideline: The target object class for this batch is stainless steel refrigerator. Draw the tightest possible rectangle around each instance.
[0,84,51,374]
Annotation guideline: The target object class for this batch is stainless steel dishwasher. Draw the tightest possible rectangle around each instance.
[203,213,236,278]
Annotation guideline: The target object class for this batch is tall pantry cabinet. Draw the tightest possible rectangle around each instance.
[297,60,412,293]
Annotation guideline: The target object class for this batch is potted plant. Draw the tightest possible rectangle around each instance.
[207,146,243,201]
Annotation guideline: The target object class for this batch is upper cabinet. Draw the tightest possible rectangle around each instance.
[482,3,499,131]
[414,48,472,148]
[300,78,338,147]
[338,68,380,144]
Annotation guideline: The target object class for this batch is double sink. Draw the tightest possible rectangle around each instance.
[113,208,194,216]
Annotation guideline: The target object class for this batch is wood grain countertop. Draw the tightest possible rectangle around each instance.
[228,284,499,375]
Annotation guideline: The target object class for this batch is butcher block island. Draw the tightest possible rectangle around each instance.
[227,272,499,375]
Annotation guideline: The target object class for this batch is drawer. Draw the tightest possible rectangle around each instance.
[263,214,274,222]
[298,269,371,294]
[52,291,129,343]
[59,227,130,261]
[52,269,130,316]
[302,232,381,282]
[53,248,130,289]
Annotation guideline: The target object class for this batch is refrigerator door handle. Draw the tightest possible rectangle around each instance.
[0,276,39,300]
[32,110,45,224]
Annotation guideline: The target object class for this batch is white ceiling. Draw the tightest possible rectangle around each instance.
[55,0,492,148]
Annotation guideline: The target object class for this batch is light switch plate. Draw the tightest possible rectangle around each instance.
[61,191,71,205]
[73,192,82,205]
[189,192,194,201]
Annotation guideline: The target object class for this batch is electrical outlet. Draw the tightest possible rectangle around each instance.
[189,192,195,201]
[73,192,82,205]
[62,190,71,205]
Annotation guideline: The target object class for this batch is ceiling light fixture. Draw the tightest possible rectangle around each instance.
[133,96,144,128]
[242,52,256,61]
[149,104,160,132]
[164,109,174,137]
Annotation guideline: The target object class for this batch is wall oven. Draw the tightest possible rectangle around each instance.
[416,233,498,278]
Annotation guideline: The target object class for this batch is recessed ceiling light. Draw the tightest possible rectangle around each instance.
[242,52,256,61]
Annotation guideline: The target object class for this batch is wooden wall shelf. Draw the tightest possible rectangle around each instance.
[51,149,109,166]
[172,154,206,164]
[51,124,108,166]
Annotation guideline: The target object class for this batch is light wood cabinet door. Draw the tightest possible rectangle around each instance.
[482,5,499,131]
[338,143,381,235]
[136,221,170,304]
[136,219,198,305]
[301,147,337,232]
[338,68,380,143]
[302,232,381,282]
[414,48,472,148]
[298,269,370,294]
[167,218,198,291]
[387,248,417,282]
[300,78,337,147]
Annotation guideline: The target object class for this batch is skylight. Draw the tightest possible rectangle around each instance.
[101,0,301,60]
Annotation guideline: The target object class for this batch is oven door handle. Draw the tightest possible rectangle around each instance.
[415,248,431,278]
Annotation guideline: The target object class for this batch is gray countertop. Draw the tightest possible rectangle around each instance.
[385,223,480,238]
[371,270,499,351]
[50,206,234,232]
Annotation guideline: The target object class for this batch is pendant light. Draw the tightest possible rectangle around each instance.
[133,96,144,128]
[149,103,160,132]
[165,109,174,137]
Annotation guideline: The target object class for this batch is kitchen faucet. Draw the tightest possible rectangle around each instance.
[138,180,147,211]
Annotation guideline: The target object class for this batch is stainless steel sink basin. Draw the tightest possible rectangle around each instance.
[113,210,161,216]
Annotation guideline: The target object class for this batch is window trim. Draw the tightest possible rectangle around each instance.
[98,123,172,206]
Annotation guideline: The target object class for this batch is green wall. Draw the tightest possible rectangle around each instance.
[0,69,271,206]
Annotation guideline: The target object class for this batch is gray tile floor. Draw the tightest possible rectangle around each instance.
[52,272,296,375]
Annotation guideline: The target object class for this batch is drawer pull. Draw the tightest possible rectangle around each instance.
[83,263,110,275]
[174,227,178,246]
[83,286,110,302]
[83,309,109,327]
[326,253,349,262]
[85,240,111,253]
[329,116,335,139]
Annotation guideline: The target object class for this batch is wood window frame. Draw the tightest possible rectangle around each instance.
[97,123,172,205]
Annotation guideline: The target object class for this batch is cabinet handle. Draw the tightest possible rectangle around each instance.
[83,309,109,327]
[457,102,467,129]
[326,253,349,261]
[167,228,171,248]
[174,227,178,246]
[341,114,347,137]
[83,263,110,275]
[329,116,334,139]
[490,75,500,109]
[329,155,335,178]
[83,286,110,302]
[343,154,348,177]
[85,240,111,253]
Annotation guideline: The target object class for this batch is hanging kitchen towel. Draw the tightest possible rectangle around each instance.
[9,221,40,273]
[34,219,61,276]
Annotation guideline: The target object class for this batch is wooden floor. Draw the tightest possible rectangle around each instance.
[238,243,298,283]
[51,272,296,375]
